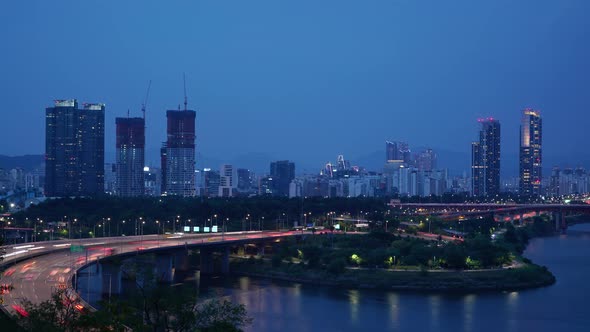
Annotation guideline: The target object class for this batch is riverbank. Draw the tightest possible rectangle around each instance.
[230,258,555,292]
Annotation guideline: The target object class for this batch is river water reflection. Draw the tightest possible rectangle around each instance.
[203,224,590,332]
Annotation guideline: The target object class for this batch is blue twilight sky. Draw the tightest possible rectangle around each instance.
[1,0,589,174]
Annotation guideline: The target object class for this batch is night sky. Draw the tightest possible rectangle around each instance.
[2,1,589,174]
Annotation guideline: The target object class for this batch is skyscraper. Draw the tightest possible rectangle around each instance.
[164,110,196,197]
[519,108,542,196]
[116,117,145,196]
[270,160,295,196]
[471,118,501,197]
[45,99,104,197]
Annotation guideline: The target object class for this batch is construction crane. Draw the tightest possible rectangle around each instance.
[183,73,188,111]
[141,80,152,120]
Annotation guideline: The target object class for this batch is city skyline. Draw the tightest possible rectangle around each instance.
[2,1,589,170]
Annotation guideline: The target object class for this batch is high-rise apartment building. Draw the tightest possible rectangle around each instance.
[519,108,542,196]
[270,160,295,196]
[471,118,501,196]
[45,99,104,197]
[164,110,196,197]
[115,117,145,196]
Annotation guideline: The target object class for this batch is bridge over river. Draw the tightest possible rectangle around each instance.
[390,203,590,230]
[0,231,303,316]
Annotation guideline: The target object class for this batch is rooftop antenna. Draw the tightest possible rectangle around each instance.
[141,80,152,120]
[127,109,130,118]
[183,73,188,111]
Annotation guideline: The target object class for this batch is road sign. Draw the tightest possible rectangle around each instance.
[70,245,84,253]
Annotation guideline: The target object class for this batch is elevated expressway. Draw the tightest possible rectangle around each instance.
[390,203,590,229]
[0,231,301,316]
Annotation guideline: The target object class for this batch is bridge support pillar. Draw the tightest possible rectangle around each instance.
[174,251,191,272]
[535,211,540,217]
[561,213,568,233]
[221,246,230,275]
[155,254,174,283]
[510,214,515,224]
[257,245,265,256]
[237,246,245,256]
[200,248,214,275]
[519,213,524,224]
[553,212,561,232]
[99,261,122,296]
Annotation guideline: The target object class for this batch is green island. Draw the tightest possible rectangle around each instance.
[231,217,557,292]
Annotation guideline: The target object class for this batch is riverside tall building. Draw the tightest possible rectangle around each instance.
[519,108,542,196]
[471,118,501,197]
[270,160,295,196]
[116,117,145,196]
[163,109,196,197]
[45,99,105,197]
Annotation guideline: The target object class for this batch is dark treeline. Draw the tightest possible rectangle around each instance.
[11,196,388,235]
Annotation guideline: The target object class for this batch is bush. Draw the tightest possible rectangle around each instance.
[271,255,282,268]
[327,258,347,274]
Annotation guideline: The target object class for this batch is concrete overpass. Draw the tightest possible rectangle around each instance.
[0,231,304,316]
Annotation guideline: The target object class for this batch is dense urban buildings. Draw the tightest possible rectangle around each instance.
[10,98,583,201]
[162,109,196,197]
[115,117,145,196]
[385,141,411,164]
[415,148,437,172]
[519,108,543,196]
[548,167,590,196]
[471,118,501,197]
[45,99,105,197]
[270,160,295,196]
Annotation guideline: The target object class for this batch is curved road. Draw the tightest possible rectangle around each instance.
[0,231,298,316]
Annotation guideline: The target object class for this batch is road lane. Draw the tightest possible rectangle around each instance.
[0,231,298,315]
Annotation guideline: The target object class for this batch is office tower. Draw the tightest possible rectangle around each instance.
[115,117,145,196]
[259,176,274,195]
[519,108,542,196]
[237,168,253,193]
[160,144,167,195]
[415,148,437,172]
[164,110,196,197]
[143,166,161,196]
[45,99,104,197]
[219,164,237,197]
[385,141,411,164]
[471,118,501,196]
[200,168,220,197]
[270,160,295,196]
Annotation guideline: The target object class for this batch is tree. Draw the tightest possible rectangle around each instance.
[18,289,85,332]
[443,244,467,269]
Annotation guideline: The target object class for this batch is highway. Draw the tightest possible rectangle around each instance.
[0,231,298,316]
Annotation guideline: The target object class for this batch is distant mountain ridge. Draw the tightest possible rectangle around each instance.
[0,154,44,171]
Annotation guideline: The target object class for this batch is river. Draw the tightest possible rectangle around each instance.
[203,224,590,332]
